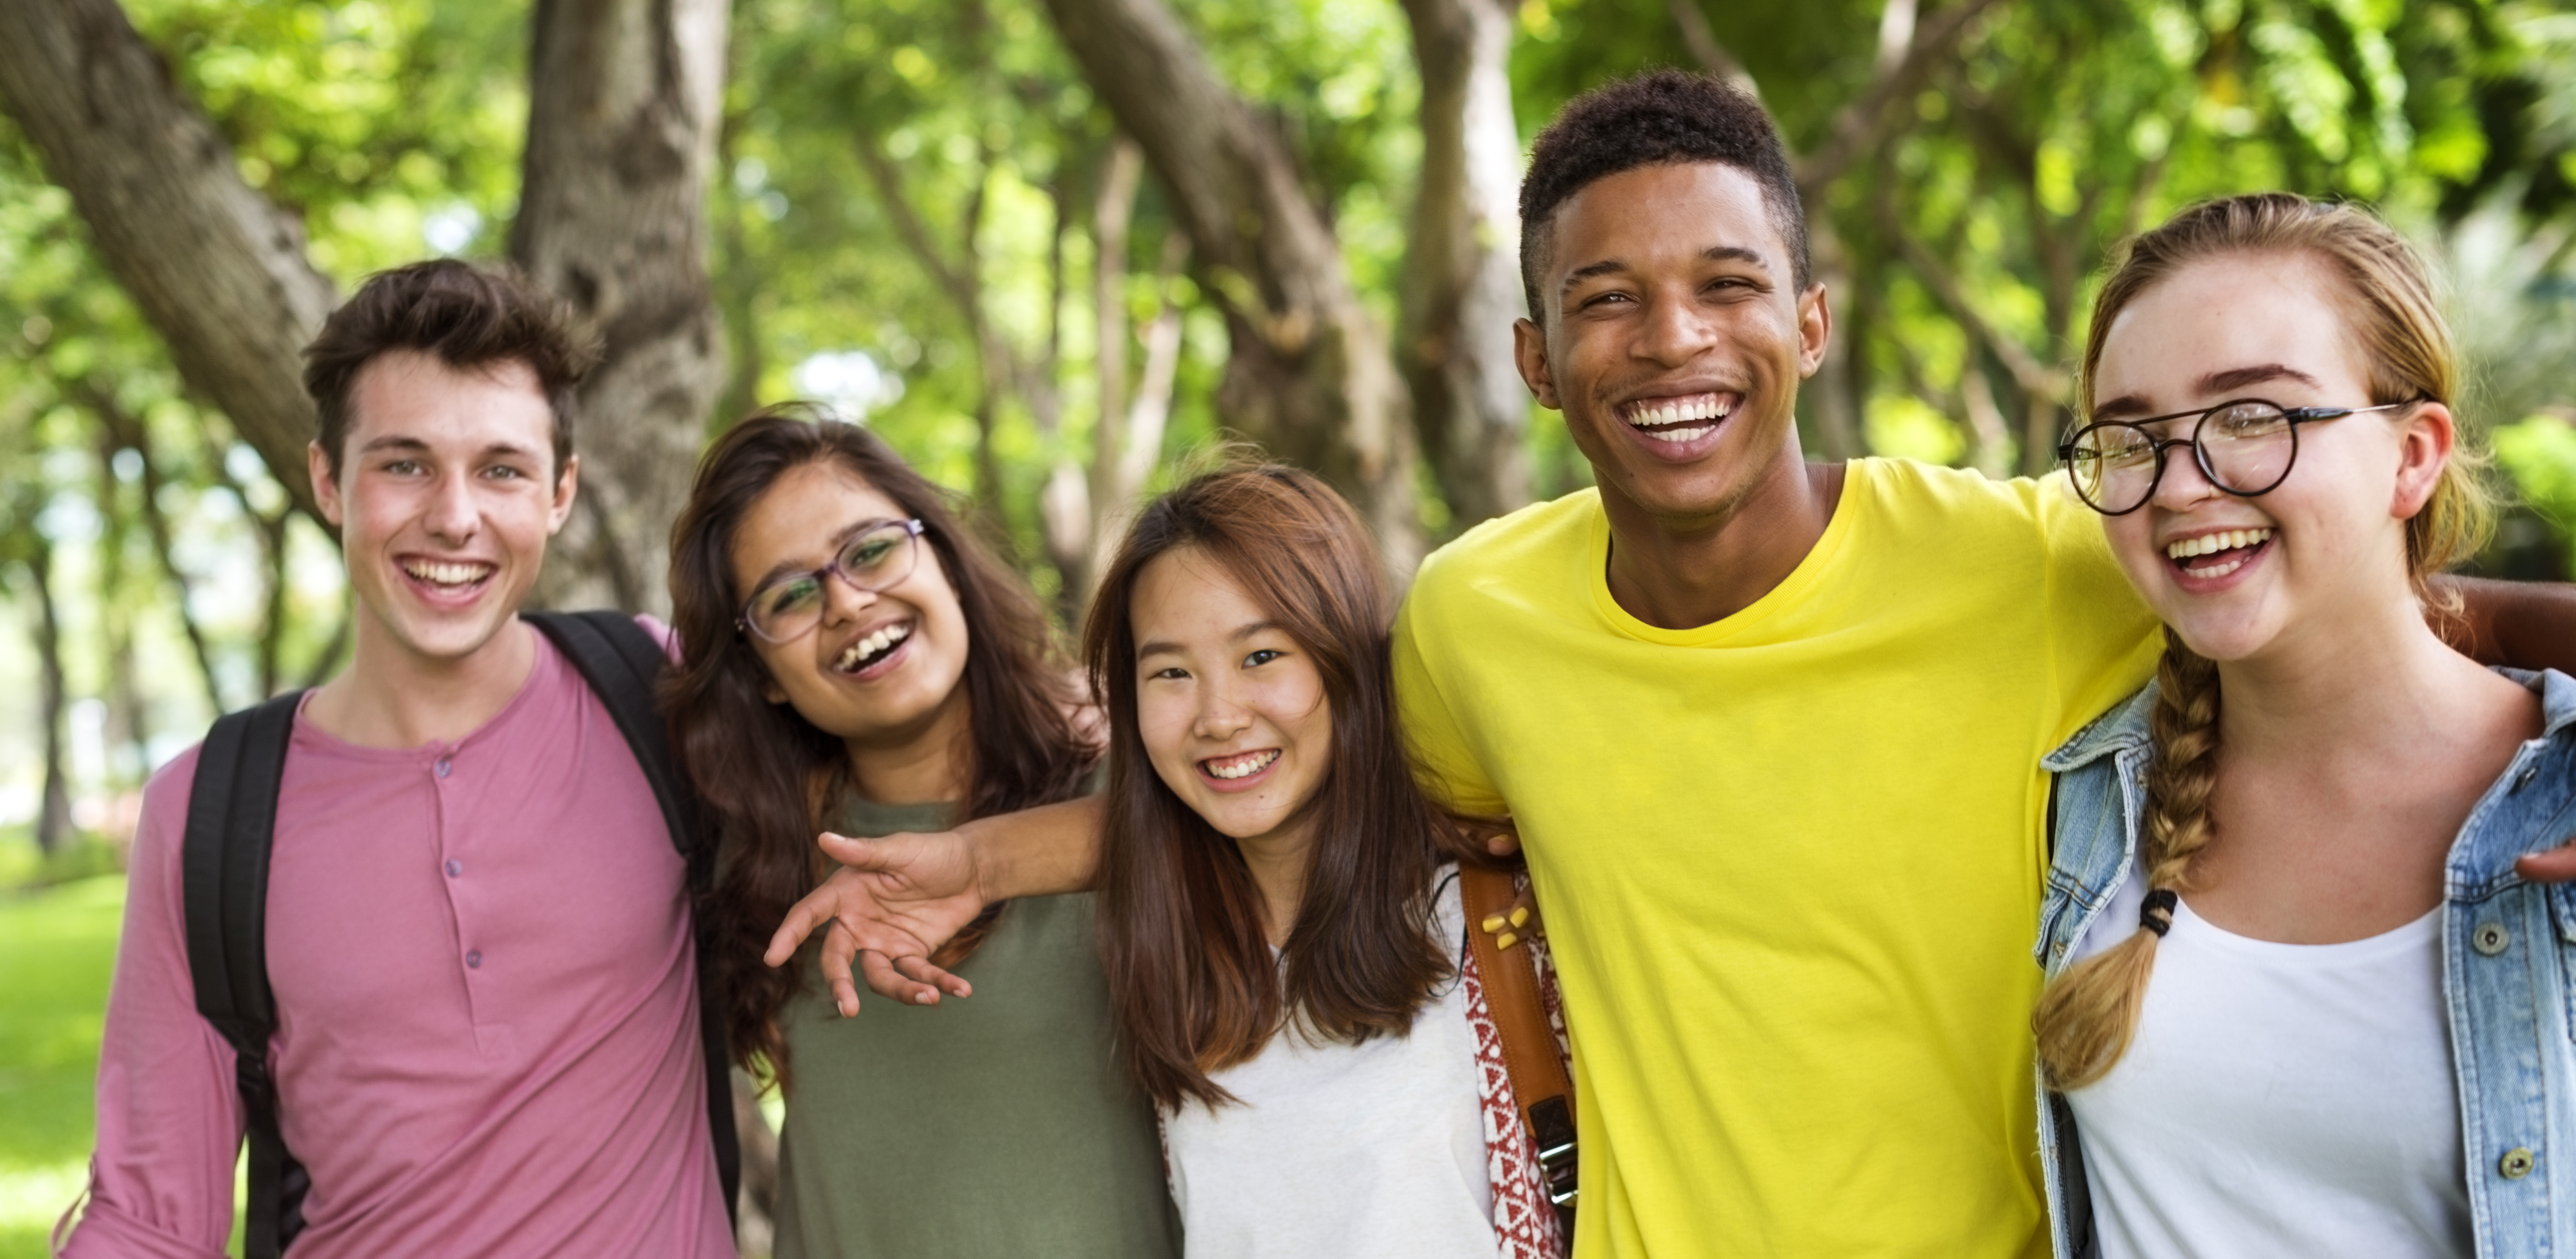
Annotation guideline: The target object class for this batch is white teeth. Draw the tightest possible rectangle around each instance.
[1624,394,1734,429]
[834,622,913,672]
[1644,425,1716,444]
[404,560,492,586]
[2165,527,2273,561]
[1205,750,1281,780]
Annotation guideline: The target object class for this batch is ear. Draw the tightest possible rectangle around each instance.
[1513,317,1561,410]
[2389,401,2456,522]
[308,440,346,531]
[1795,282,1832,379]
[548,453,581,535]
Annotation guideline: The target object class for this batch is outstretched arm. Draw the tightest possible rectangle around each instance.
[2440,575,2576,882]
[2438,575,2576,673]
[764,795,1106,1014]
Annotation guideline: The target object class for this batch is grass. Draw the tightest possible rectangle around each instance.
[0,874,123,1258]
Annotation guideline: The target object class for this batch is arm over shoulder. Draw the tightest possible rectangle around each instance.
[2028,471,2164,744]
[1394,578,1510,818]
[59,748,247,1259]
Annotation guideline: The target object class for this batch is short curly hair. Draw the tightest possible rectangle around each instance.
[1519,69,1810,324]
[303,259,600,480]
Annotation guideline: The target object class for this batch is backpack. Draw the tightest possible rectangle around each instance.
[180,610,741,1258]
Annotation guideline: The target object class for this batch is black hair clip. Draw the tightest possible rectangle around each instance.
[2139,888,2179,938]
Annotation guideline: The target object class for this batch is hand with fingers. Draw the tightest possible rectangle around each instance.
[1478,880,1543,951]
[2517,838,2576,884]
[1441,814,1523,862]
[764,829,990,1016]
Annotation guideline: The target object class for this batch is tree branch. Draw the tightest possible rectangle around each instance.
[64,377,228,715]
[855,138,983,321]
[0,0,338,521]
[1874,185,2062,402]
[1042,0,1420,571]
[1662,0,1762,101]
[1797,0,2006,197]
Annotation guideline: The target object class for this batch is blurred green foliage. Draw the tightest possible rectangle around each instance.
[0,876,124,1256]
[5,0,2576,842]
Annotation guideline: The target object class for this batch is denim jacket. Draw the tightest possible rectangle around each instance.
[2032,669,2576,1259]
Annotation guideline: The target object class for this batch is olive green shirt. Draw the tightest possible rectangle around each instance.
[772,794,1178,1259]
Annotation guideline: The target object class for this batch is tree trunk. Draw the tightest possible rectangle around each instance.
[1086,178,1190,610]
[89,416,146,785]
[1033,174,1094,613]
[0,0,339,521]
[512,0,732,615]
[76,382,229,715]
[1041,0,1423,574]
[1399,0,1532,531]
[27,535,73,855]
[1802,221,1863,461]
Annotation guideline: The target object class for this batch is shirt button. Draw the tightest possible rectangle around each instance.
[444,859,462,878]
[2475,922,2512,956]
[466,950,483,969]
[435,758,452,778]
[2513,763,2539,793]
[2502,1148,2538,1179]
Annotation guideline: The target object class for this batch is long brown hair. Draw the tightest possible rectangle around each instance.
[2035,193,2496,1090]
[1086,466,1452,1111]
[665,405,1095,1081]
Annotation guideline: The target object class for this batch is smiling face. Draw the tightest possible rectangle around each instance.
[727,460,971,751]
[309,350,575,669]
[2088,251,2456,662]
[1130,546,1334,852]
[1514,161,1828,529]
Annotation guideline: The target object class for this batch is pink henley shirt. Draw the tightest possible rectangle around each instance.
[64,623,734,1259]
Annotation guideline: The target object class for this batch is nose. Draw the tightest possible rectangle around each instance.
[1191,675,1254,742]
[1634,286,1718,367]
[2149,439,2224,511]
[818,569,881,627]
[423,468,479,545]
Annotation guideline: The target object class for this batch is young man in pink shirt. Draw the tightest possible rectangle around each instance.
[61,262,737,1259]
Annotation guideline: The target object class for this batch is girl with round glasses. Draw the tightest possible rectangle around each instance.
[2028,193,2575,1258]
[663,407,1178,1258]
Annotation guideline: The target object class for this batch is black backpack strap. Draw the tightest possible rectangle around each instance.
[181,690,311,1259]
[523,610,742,1227]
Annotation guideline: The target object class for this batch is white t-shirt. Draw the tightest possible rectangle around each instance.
[1162,877,1498,1259]
[2066,870,2472,1259]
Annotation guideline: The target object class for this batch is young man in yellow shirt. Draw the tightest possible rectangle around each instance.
[769,70,2576,1258]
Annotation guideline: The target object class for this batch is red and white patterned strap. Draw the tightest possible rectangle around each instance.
[1460,884,1570,1259]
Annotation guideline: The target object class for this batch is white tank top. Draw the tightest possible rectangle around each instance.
[2065,872,2471,1258]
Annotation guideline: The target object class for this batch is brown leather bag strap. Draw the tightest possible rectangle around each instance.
[1461,864,1578,1228]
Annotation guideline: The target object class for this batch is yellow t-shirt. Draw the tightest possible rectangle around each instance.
[1394,458,2159,1258]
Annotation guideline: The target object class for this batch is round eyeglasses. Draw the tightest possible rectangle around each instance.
[737,518,927,644]
[2057,398,2419,516]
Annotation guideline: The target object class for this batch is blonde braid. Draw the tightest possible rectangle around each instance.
[2033,637,2223,1090]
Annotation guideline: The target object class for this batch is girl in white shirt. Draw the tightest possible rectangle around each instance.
[2030,193,2570,1259]
[1083,465,1566,1259]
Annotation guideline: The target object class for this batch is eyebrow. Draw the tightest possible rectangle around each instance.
[2091,363,2326,422]
[1558,245,1770,295]
[2198,363,2320,396]
[357,436,544,462]
[1136,620,1282,660]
